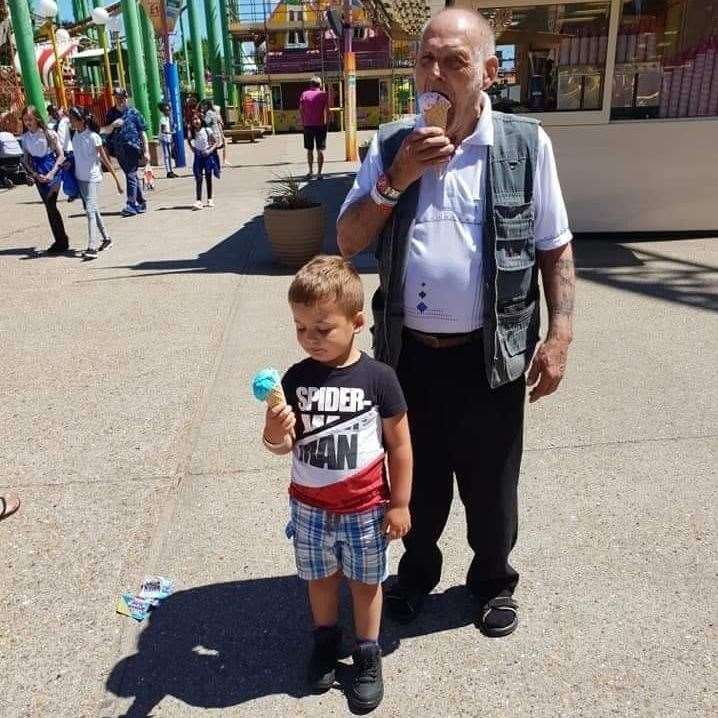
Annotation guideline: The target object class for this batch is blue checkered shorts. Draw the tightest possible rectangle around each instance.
[286,499,389,585]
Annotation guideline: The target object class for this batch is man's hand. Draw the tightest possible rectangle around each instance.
[263,403,296,444]
[111,118,124,129]
[382,506,411,541]
[527,337,569,402]
[387,127,454,191]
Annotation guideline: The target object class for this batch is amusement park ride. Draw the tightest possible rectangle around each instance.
[0,0,433,160]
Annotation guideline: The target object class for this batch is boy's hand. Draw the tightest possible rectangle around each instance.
[382,507,411,541]
[263,403,295,444]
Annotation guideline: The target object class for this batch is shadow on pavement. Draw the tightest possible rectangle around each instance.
[93,174,377,281]
[105,577,473,717]
[575,239,718,313]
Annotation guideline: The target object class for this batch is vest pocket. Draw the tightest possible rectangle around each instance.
[494,202,535,269]
[498,301,538,357]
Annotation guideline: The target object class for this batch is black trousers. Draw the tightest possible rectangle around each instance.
[38,186,69,249]
[195,168,213,201]
[396,331,525,603]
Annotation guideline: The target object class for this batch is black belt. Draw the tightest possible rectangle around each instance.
[406,328,482,349]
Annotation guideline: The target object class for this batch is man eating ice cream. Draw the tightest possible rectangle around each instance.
[337,8,576,637]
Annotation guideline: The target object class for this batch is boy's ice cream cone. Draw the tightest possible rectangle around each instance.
[252,368,286,408]
[265,384,286,409]
[419,91,452,131]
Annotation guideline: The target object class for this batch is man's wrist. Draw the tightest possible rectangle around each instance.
[385,168,409,193]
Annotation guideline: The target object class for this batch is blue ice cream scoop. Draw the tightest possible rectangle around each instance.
[252,368,281,402]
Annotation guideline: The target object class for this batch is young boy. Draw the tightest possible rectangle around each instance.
[262,255,412,711]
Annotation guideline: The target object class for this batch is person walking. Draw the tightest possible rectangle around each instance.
[68,107,123,259]
[20,105,71,254]
[102,88,150,217]
[158,102,177,179]
[337,9,576,637]
[47,104,80,201]
[187,112,219,210]
[299,77,328,180]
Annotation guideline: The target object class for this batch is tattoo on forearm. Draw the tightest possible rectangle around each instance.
[549,257,576,319]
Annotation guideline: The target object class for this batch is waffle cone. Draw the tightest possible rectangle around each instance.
[265,385,286,408]
[424,102,450,131]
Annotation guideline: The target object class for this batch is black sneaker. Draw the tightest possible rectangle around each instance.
[82,248,98,260]
[99,238,113,252]
[307,626,340,693]
[167,171,178,178]
[349,643,383,712]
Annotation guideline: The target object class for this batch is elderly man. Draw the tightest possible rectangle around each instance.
[337,9,575,637]
[102,88,150,217]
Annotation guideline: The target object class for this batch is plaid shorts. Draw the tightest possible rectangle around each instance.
[286,499,388,585]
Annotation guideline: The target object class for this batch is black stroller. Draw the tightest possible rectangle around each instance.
[0,154,29,189]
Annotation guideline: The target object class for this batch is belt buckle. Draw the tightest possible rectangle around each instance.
[428,334,441,349]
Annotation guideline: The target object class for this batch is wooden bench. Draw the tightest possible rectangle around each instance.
[225,127,265,143]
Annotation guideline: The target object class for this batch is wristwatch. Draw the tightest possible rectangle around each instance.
[376,173,402,202]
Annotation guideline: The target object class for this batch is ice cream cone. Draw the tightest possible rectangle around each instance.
[419,91,452,131]
[265,385,286,409]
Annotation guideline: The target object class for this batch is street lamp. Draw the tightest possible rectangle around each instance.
[91,6,114,97]
[108,14,126,90]
[36,0,67,109]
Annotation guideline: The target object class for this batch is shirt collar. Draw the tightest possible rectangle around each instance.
[461,92,494,147]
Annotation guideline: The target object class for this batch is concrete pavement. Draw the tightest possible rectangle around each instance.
[1,131,716,717]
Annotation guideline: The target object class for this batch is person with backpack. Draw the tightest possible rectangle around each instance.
[101,88,150,217]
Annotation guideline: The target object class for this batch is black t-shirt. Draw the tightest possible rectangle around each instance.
[281,352,407,513]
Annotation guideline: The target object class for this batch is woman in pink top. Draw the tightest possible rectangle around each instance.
[299,77,328,179]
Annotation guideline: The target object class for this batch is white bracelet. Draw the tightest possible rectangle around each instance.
[370,183,397,208]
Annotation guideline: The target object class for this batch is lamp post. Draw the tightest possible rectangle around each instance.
[36,0,67,109]
[342,0,357,161]
[108,15,126,90]
[91,6,113,97]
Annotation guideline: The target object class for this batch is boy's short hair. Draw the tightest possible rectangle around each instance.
[288,255,363,317]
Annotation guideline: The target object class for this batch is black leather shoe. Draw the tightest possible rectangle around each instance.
[349,643,383,712]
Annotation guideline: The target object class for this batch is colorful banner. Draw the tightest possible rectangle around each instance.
[140,0,167,37]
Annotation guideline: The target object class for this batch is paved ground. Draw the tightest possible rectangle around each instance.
[1,131,716,718]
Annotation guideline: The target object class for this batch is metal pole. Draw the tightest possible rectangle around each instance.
[342,0,357,160]
[187,0,206,99]
[218,0,237,109]
[7,0,47,117]
[115,31,126,89]
[120,0,150,124]
[47,20,68,109]
[92,0,113,97]
[180,7,191,88]
[140,6,162,135]
[203,0,226,112]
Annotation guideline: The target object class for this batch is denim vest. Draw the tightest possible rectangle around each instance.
[371,112,541,388]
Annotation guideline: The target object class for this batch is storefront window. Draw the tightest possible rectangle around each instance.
[479,3,611,113]
[612,0,718,119]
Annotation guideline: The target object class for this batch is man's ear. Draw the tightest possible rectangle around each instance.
[483,55,499,90]
[353,311,366,334]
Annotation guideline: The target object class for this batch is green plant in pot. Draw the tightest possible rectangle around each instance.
[264,176,325,269]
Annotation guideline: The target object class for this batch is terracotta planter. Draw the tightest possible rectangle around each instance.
[264,203,325,269]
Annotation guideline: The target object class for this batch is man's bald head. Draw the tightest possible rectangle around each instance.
[422,8,496,60]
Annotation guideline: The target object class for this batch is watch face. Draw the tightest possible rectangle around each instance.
[377,173,400,199]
